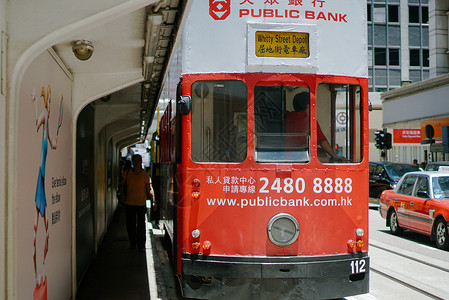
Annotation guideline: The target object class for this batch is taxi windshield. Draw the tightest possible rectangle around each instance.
[432,176,449,199]
[385,164,419,181]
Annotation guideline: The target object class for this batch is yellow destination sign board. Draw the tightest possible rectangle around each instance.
[255,31,309,58]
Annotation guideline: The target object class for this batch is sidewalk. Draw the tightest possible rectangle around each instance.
[76,204,154,300]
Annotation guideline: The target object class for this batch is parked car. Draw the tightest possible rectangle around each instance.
[379,171,449,250]
[425,161,449,171]
[369,161,420,199]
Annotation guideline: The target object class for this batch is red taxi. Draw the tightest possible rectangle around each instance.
[379,171,449,250]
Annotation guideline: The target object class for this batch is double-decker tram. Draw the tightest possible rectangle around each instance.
[153,0,369,299]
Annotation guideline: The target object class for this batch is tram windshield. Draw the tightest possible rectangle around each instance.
[190,80,362,164]
[254,85,310,162]
[316,83,362,163]
[191,80,247,162]
[254,83,362,163]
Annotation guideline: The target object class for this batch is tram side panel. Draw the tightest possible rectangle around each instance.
[158,101,179,263]
[156,45,185,259]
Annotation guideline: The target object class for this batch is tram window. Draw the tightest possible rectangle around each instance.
[316,83,362,163]
[191,80,247,163]
[254,85,310,163]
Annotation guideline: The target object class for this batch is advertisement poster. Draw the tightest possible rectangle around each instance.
[17,51,72,299]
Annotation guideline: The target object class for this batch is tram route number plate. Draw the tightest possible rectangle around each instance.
[350,259,366,274]
[255,31,309,58]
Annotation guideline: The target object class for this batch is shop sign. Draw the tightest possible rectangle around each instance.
[393,129,421,143]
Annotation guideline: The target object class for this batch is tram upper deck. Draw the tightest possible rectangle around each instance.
[181,0,367,77]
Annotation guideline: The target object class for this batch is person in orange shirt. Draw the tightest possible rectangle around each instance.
[121,154,155,250]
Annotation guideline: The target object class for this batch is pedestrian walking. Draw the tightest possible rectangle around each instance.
[120,154,155,251]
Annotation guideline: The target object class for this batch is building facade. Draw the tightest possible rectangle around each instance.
[368,0,430,93]
[368,0,449,165]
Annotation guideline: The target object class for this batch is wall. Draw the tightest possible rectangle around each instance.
[368,108,383,162]
[429,0,449,77]
[0,0,7,296]
[16,50,72,300]
[75,104,95,284]
[383,80,449,125]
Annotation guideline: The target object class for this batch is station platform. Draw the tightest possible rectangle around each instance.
[76,204,177,300]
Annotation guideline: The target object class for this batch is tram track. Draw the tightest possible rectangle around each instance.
[369,241,449,299]
[370,243,449,273]
[370,267,445,300]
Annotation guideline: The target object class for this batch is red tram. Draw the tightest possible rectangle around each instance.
[153,1,369,299]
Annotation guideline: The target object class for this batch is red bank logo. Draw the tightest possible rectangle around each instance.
[209,0,231,20]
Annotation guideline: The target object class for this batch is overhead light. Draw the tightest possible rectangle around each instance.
[143,13,163,80]
[141,82,150,102]
[72,40,94,60]
[145,56,155,64]
[145,14,163,57]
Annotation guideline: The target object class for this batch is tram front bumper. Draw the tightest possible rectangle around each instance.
[180,253,370,299]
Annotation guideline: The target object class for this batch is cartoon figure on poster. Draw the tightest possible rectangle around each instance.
[31,85,63,300]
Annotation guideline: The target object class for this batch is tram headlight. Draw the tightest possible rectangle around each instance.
[355,228,364,237]
[192,229,201,238]
[267,213,300,247]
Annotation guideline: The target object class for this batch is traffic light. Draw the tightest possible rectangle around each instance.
[374,130,392,150]
[384,132,392,150]
[374,130,385,149]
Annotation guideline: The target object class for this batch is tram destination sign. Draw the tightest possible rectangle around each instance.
[255,31,309,58]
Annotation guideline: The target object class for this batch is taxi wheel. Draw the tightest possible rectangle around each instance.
[389,209,403,235]
[435,219,449,250]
